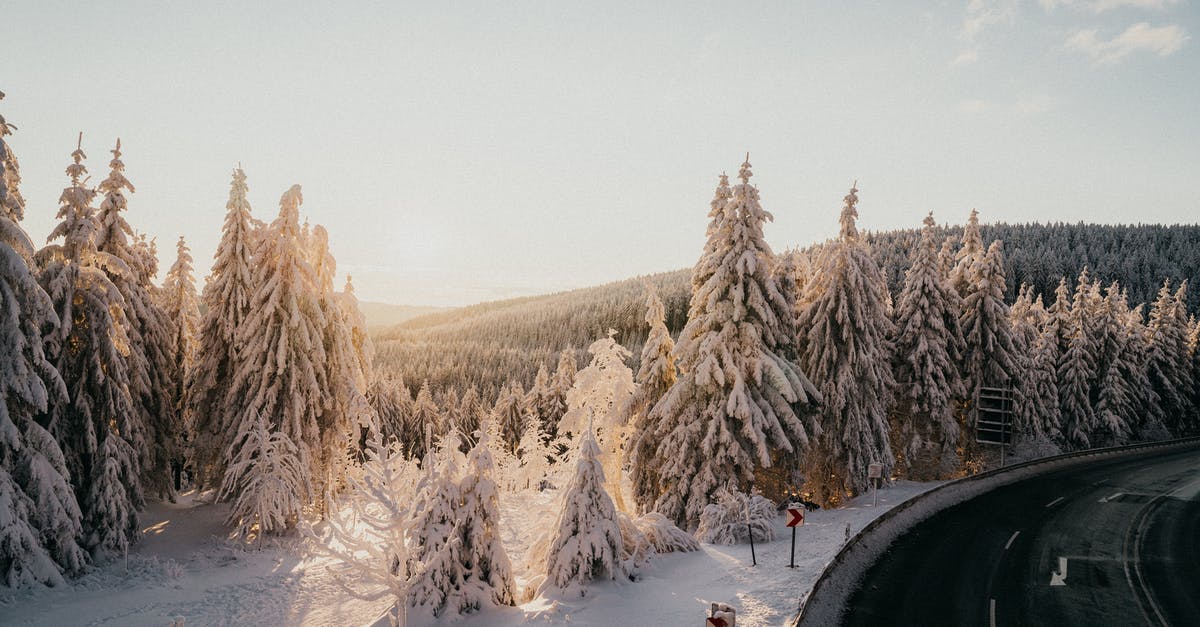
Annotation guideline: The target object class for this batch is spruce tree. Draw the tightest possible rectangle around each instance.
[560,331,636,512]
[540,425,625,596]
[890,212,966,479]
[959,241,1017,429]
[457,430,516,610]
[654,162,818,527]
[797,184,893,505]
[1058,297,1098,450]
[161,236,200,488]
[227,185,328,507]
[220,410,307,540]
[406,433,468,617]
[38,136,143,554]
[93,139,178,500]
[522,365,557,444]
[408,380,442,460]
[490,382,525,456]
[189,168,259,487]
[950,208,983,298]
[1147,280,1192,434]
[628,284,678,513]
[548,348,577,436]
[0,96,87,583]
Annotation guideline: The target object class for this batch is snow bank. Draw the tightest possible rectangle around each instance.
[794,437,1200,627]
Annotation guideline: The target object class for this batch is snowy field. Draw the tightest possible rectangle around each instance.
[0,481,936,627]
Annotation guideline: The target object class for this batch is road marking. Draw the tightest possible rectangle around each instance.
[1045,496,1065,508]
[1004,531,1020,550]
[989,599,996,627]
[1050,557,1068,586]
[1099,492,1122,503]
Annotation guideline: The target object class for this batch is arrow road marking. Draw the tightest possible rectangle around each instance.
[1050,557,1068,586]
[1098,492,1122,503]
[1045,496,1065,508]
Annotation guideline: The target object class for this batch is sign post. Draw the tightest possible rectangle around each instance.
[744,494,756,567]
[868,463,882,507]
[785,506,804,568]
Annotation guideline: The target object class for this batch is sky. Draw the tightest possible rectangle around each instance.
[5,0,1198,307]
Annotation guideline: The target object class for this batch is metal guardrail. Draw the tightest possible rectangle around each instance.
[792,435,1200,627]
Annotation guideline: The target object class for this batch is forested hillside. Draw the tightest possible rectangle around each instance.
[375,221,1200,400]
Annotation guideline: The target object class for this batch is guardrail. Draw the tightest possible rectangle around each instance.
[791,436,1200,627]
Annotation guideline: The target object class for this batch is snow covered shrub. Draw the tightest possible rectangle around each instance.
[696,488,777,545]
[616,512,652,571]
[633,512,699,554]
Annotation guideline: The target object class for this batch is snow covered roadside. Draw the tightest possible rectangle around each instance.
[446,480,938,627]
[0,482,936,626]
[0,492,391,626]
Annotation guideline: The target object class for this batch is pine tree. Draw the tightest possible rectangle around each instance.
[797,183,892,506]
[406,433,467,617]
[516,414,551,490]
[38,136,143,554]
[560,331,636,512]
[1058,296,1098,450]
[1122,304,1163,435]
[1147,280,1193,434]
[457,430,516,610]
[491,382,525,456]
[653,162,819,527]
[309,225,370,509]
[368,374,412,448]
[540,425,625,596]
[960,241,1018,428]
[227,185,328,507]
[522,365,557,445]
[628,284,678,513]
[92,139,178,500]
[219,410,307,540]
[190,168,259,488]
[890,212,966,479]
[408,381,442,460]
[0,96,87,583]
[1027,322,1064,443]
[548,348,578,435]
[950,208,983,298]
[160,235,200,490]
[457,386,484,444]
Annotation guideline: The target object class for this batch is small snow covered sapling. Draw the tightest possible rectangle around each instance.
[539,423,626,597]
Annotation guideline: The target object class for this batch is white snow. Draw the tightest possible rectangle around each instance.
[0,483,939,626]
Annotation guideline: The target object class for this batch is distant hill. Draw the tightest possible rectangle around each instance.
[358,301,450,329]
[374,222,1200,402]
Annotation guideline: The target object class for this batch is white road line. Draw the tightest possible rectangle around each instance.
[1099,492,1122,503]
[1045,496,1065,508]
[989,598,996,627]
[1005,530,1020,550]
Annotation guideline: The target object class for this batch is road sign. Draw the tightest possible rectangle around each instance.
[706,618,727,627]
[976,386,1014,446]
[868,462,882,479]
[786,508,804,527]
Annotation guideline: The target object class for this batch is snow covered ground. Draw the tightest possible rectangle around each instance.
[0,482,937,626]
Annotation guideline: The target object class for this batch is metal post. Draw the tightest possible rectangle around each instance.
[872,478,878,508]
[789,525,797,568]
[745,496,756,567]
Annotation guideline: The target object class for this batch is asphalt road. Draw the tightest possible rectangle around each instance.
[843,445,1200,626]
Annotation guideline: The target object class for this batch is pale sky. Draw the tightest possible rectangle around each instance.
[6,1,1198,306]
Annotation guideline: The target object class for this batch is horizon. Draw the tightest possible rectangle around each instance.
[6,1,1199,307]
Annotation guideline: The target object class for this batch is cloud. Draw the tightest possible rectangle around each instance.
[1065,22,1188,63]
[960,0,1020,42]
[1041,0,1180,12]
[951,48,981,67]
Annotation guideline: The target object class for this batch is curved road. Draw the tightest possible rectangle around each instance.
[844,445,1200,626]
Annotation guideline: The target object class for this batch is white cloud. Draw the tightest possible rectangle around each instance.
[951,48,981,67]
[1066,22,1188,63]
[1040,0,1180,13]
